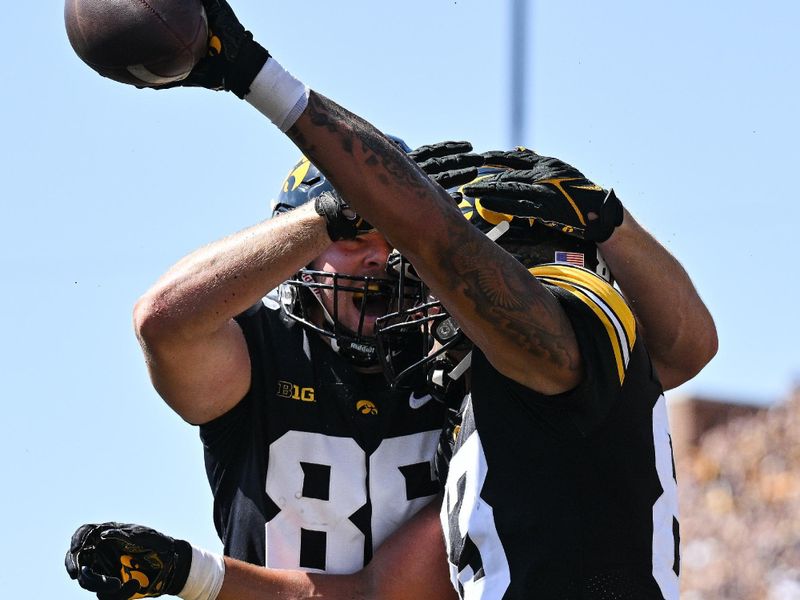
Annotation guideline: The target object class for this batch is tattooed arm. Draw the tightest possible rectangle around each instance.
[285,92,582,394]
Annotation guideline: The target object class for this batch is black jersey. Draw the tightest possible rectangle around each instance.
[440,265,680,600]
[200,297,445,573]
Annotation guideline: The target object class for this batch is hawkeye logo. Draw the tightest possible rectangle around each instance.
[119,554,163,596]
[356,400,378,415]
[208,34,222,56]
[282,156,312,192]
[277,380,316,403]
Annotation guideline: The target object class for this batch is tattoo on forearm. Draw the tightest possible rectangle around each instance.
[441,228,579,370]
[288,92,429,198]
[287,92,575,370]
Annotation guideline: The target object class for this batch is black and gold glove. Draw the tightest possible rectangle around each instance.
[409,141,485,190]
[468,148,624,242]
[65,523,192,600]
[157,0,269,97]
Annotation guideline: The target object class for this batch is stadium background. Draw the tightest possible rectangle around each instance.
[1,1,798,598]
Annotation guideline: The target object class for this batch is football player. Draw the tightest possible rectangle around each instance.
[70,0,715,597]
[66,157,707,599]
[133,138,456,573]
[381,162,686,598]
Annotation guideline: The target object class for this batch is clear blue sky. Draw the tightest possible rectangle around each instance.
[2,1,798,598]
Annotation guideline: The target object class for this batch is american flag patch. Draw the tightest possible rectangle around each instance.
[555,251,585,267]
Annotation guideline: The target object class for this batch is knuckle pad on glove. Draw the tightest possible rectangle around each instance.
[434,168,479,190]
[410,141,473,162]
[69,524,98,552]
[481,150,540,169]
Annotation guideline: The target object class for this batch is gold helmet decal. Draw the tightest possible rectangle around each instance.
[282,156,312,193]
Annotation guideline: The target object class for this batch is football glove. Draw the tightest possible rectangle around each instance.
[469,148,624,242]
[314,191,373,241]
[65,523,192,600]
[409,141,485,190]
[156,0,270,98]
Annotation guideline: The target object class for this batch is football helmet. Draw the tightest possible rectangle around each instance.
[271,134,412,217]
[375,252,470,390]
[454,167,612,281]
[271,136,425,369]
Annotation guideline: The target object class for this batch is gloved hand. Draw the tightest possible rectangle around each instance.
[314,191,374,241]
[409,141,485,190]
[157,0,270,98]
[469,148,624,242]
[65,523,192,600]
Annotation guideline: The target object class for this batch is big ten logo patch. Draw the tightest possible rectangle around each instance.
[356,400,378,415]
[277,380,316,403]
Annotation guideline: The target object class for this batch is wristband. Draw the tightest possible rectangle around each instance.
[245,57,310,132]
[178,545,226,600]
[226,34,271,99]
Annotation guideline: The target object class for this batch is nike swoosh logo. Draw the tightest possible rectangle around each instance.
[409,392,433,409]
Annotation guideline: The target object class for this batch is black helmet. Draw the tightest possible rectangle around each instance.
[454,167,612,281]
[271,134,412,218]
[271,135,424,369]
[271,155,341,217]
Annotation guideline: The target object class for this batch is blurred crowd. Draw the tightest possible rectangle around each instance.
[677,386,800,599]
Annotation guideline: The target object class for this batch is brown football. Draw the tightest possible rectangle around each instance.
[64,0,208,87]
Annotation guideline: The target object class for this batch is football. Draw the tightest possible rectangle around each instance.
[64,0,208,87]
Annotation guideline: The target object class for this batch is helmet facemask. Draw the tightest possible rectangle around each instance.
[272,136,417,370]
[374,251,476,394]
[374,289,467,391]
[280,266,427,369]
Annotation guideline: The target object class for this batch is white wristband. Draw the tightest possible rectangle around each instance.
[245,57,310,132]
[178,545,226,600]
